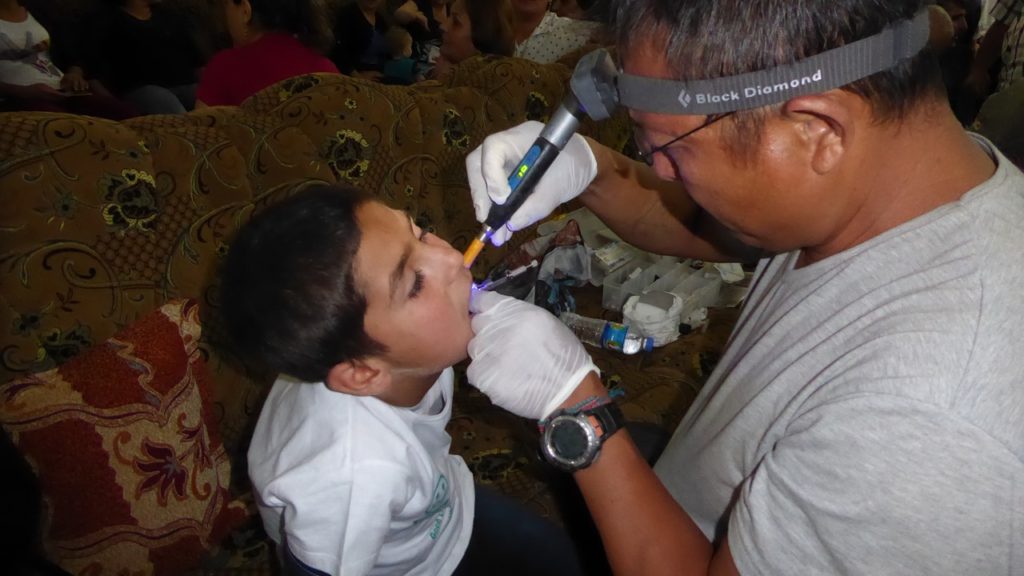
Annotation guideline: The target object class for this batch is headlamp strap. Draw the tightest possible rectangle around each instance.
[615,8,931,115]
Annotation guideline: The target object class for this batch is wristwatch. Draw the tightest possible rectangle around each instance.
[539,398,624,472]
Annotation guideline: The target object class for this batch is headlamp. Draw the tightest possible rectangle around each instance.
[571,8,931,117]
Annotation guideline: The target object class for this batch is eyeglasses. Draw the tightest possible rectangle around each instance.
[634,112,734,166]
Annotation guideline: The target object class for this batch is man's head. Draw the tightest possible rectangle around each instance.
[611,0,952,258]
[612,0,944,152]
[221,185,474,406]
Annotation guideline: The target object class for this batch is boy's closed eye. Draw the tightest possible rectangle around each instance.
[407,220,429,299]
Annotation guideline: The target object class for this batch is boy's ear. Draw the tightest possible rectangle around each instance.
[325,357,392,396]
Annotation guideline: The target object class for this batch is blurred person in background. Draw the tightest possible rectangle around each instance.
[196,0,336,107]
[91,0,206,114]
[431,0,514,79]
[0,0,135,117]
[511,0,601,63]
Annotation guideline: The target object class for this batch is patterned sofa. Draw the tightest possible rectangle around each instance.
[0,56,651,574]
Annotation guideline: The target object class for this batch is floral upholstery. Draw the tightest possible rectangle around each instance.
[0,299,248,575]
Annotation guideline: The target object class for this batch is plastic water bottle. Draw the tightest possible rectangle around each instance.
[560,312,654,354]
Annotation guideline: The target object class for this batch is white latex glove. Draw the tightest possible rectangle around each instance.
[467,291,598,420]
[466,120,598,246]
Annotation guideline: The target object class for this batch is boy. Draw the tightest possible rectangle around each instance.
[221,185,586,576]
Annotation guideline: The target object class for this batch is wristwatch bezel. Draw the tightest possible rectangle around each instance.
[540,400,624,472]
[541,413,601,472]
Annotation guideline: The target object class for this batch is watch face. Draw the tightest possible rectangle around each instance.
[541,403,622,472]
[551,419,589,459]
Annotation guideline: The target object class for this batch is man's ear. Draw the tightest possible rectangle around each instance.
[325,357,392,396]
[782,91,854,175]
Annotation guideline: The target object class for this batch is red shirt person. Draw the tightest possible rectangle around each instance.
[196,0,338,108]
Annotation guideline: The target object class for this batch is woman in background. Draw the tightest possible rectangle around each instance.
[196,0,337,107]
[510,0,601,64]
[432,0,514,79]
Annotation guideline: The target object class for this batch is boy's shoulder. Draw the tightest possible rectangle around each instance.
[247,379,413,489]
[250,370,454,467]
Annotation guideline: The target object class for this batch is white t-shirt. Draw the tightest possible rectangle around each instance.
[248,368,474,576]
[655,137,1024,574]
[0,12,62,88]
[514,11,600,64]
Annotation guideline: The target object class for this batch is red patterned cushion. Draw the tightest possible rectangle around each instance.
[0,299,248,575]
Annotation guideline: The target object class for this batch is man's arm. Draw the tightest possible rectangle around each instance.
[580,138,761,263]
[965,20,1009,96]
[561,373,740,576]
[467,294,740,574]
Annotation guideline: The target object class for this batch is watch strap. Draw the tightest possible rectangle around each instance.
[587,400,624,442]
[538,395,615,432]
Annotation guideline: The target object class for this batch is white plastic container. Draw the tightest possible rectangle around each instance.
[669,266,722,324]
[601,253,667,311]
[622,290,684,347]
[589,238,638,286]
[645,259,699,293]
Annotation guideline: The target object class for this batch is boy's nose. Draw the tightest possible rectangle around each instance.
[427,241,465,280]
[440,245,464,276]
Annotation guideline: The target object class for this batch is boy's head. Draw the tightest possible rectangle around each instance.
[221,185,474,406]
[385,26,414,59]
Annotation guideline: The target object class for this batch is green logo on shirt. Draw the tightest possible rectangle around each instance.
[422,474,451,540]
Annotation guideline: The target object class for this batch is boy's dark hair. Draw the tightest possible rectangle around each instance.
[234,0,334,53]
[467,0,516,57]
[221,184,385,383]
[610,0,945,157]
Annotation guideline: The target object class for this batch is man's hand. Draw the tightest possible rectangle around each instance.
[467,291,598,420]
[963,68,992,99]
[393,1,429,30]
[59,67,89,93]
[430,55,454,80]
[466,120,598,246]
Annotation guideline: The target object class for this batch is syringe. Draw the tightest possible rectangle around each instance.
[473,260,539,292]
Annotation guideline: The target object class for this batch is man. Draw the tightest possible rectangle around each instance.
[936,0,978,121]
[966,0,1024,95]
[464,0,1024,574]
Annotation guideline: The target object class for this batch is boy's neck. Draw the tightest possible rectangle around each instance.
[377,370,444,408]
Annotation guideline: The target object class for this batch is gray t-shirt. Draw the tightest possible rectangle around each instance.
[655,138,1024,575]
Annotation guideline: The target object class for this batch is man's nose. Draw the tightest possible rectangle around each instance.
[651,153,684,182]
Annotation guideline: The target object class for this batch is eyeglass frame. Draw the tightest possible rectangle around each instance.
[634,112,735,166]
